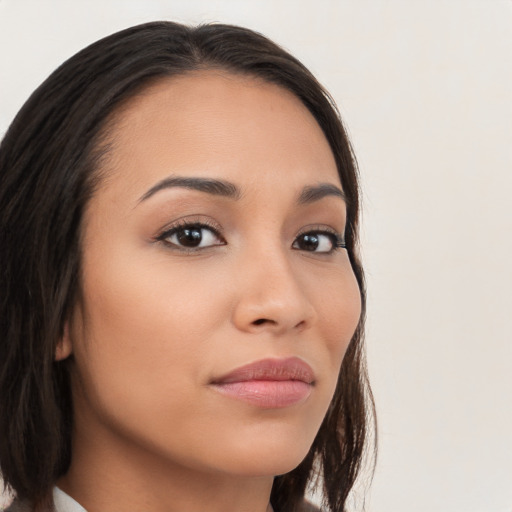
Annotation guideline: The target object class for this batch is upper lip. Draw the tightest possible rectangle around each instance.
[211,357,315,385]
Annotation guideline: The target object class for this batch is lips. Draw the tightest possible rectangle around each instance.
[210,357,315,408]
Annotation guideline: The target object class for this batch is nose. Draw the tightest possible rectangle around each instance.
[231,246,317,335]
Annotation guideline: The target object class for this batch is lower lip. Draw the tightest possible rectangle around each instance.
[211,380,312,408]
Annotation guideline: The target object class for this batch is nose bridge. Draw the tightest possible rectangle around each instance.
[232,237,316,333]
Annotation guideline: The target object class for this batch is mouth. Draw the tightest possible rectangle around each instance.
[210,357,315,409]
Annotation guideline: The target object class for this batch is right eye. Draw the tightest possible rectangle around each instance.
[157,223,225,251]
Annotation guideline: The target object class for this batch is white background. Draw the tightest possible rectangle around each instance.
[1,1,511,511]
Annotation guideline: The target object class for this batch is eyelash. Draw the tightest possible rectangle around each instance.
[155,219,225,253]
[155,221,346,254]
[293,228,346,253]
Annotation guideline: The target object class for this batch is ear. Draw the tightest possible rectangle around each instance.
[55,322,73,361]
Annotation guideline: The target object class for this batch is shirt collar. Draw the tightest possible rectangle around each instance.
[53,487,87,512]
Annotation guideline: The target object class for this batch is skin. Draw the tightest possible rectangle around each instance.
[56,71,361,512]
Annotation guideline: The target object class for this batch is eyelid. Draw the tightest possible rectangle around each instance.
[155,215,223,236]
[293,225,346,253]
[295,225,345,244]
[154,216,225,250]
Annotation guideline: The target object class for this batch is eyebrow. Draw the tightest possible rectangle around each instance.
[138,176,345,205]
[138,176,241,203]
[297,183,346,204]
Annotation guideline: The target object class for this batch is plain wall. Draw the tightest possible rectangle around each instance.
[1,1,511,511]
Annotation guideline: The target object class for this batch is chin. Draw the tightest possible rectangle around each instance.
[210,422,317,478]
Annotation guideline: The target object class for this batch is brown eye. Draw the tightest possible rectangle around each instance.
[176,227,204,247]
[292,231,343,253]
[159,223,225,250]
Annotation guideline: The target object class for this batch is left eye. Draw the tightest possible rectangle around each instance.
[159,224,225,250]
[292,231,344,253]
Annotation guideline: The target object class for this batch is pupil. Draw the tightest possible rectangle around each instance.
[178,228,202,247]
[301,234,319,251]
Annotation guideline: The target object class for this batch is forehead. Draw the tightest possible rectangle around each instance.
[100,70,339,199]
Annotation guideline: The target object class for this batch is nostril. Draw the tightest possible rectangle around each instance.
[252,318,271,326]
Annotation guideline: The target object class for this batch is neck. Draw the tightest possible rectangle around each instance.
[57,420,275,512]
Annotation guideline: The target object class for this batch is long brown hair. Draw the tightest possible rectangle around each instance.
[0,21,375,511]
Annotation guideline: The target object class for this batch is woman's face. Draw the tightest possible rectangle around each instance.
[63,71,361,478]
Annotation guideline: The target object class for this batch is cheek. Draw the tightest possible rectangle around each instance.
[79,241,226,342]
[310,261,362,362]
[70,247,228,418]
[301,261,361,414]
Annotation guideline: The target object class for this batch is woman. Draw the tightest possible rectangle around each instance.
[0,21,375,512]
